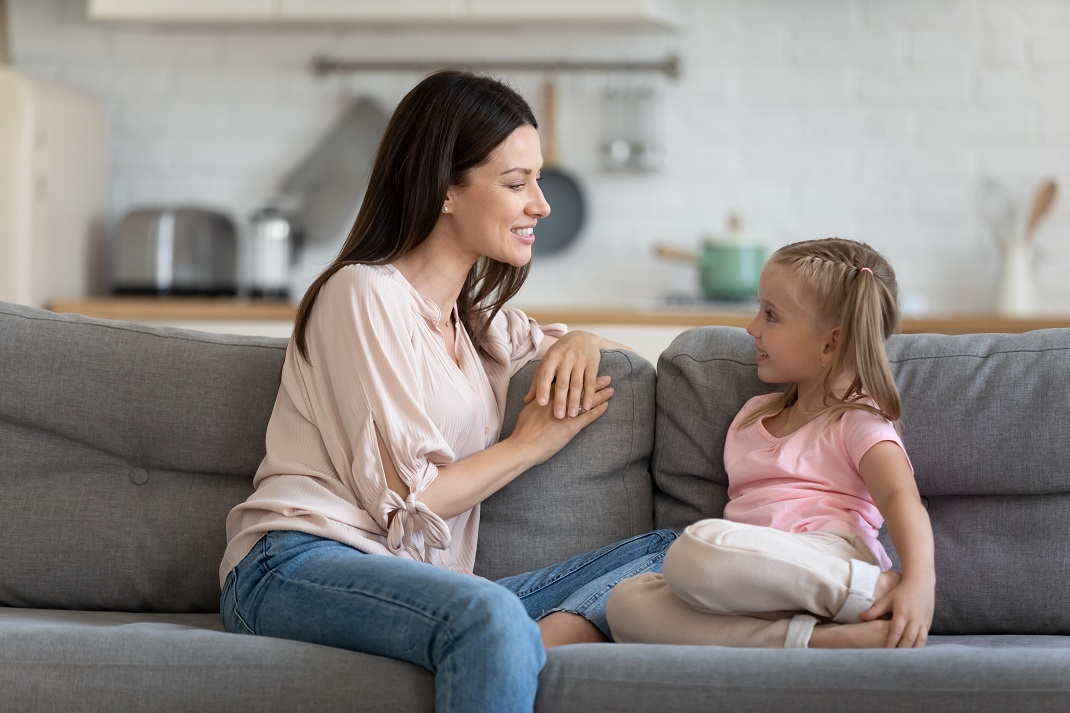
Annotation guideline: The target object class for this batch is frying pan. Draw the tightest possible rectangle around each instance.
[535,79,585,256]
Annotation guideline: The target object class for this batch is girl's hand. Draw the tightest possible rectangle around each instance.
[860,576,934,648]
[511,375,614,463]
[524,331,603,419]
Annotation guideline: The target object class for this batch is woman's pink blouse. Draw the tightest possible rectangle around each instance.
[219,263,564,585]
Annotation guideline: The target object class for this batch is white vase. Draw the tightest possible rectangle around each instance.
[994,241,1039,316]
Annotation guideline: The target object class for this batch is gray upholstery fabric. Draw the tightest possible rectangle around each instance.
[4,609,1067,713]
[653,326,1070,635]
[0,301,654,610]
[4,301,1070,712]
[535,642,1070,713]
[0,608,433,712]
[475,350,656,581]
[0,304,283,612]
[652,326,764,530]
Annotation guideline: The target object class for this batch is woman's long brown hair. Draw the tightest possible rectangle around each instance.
[292,69,538,362]
[739,238,902,430]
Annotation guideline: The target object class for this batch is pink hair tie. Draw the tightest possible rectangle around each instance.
[860,267,873,275]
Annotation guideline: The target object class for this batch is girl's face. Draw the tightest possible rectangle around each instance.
[745,265,839,387]
[442,124,551,267]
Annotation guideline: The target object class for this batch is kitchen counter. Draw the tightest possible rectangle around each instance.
[48,298,1070,335]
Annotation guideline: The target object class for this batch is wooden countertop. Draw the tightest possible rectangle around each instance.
[48,297,1070,335]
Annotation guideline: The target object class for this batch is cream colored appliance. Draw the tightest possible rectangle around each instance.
[0,68,109,307]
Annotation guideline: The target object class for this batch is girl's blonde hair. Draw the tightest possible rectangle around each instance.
[739,238,901,429]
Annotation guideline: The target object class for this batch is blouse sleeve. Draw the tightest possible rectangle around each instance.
[492,306,567,377]
[304,268,452,560]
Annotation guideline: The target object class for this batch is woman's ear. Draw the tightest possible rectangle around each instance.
[442,187,458,214]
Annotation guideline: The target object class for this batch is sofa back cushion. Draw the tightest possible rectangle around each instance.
[653,326,1070,636]
[475,351,656,581]
[0,302,654,611]
[0,303,285,612]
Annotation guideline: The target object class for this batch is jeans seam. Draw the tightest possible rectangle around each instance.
[258,561,462,653]
[567,551,668,613]
[230,599,256,635]
[223,569,256,635]
[252,533,487,654]
[509,530,672,599]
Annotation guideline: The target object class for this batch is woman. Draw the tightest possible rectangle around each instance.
[219,70,676,712]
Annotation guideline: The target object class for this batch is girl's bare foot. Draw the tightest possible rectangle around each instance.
[809,620,891,648]
[538,612,609,648]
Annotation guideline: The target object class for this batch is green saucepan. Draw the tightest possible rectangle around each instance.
[655,241,766,301]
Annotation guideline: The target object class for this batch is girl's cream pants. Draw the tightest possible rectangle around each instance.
[607,519,882,648]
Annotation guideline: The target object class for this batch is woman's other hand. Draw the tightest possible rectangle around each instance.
[524,331,604,419]
[410,373,613,522]
[511,375,614,464]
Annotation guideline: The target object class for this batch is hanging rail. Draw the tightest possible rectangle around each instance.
[310,54,681,79]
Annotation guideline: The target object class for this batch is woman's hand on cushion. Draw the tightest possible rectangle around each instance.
[524,330,604,419]
[511,375,614,463]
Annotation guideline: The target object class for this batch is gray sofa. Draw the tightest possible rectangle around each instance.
[1,299,1068,712]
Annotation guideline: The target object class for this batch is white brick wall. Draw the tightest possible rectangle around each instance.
[9,0,1070,314]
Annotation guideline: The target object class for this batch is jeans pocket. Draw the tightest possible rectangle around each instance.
[221,567,256,635]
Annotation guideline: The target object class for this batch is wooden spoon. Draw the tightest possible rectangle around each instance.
[1024,179,1058,243]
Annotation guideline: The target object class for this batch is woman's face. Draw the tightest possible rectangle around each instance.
[444,124,551,267]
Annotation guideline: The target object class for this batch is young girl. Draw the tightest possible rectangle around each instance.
[607,238,935,649]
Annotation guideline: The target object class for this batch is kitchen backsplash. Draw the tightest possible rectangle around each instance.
[9,0,1070,313]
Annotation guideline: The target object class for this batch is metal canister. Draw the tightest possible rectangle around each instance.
[246,205,297,299]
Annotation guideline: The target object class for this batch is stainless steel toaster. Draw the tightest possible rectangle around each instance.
[111,207,238,296]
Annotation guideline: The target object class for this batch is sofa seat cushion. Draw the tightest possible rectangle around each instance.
[0,608,433,712]
[534,641,1070,713]
[6,608,1067,713]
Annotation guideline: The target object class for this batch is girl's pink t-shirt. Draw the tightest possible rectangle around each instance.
[723,392,911,570]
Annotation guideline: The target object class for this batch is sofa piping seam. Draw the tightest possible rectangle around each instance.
[0,310,287,352]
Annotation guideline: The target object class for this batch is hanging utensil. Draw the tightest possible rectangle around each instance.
[0,0,10,65]
[977,179,1018,245]
[534,78,586,256]
[1024,178,1058,244]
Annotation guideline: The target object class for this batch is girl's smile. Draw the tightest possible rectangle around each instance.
[746,265,838,391]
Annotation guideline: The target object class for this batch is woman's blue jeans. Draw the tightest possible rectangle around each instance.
[220,528,678,713]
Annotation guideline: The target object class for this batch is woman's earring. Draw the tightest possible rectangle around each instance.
[442,203,449,213]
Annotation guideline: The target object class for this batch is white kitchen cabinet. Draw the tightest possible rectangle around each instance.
[466,0,678,27]
[88,0,277,21]
[276,0,462,21]
[88,0,678,27]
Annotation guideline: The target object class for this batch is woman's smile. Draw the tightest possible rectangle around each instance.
[512,226,535,245]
